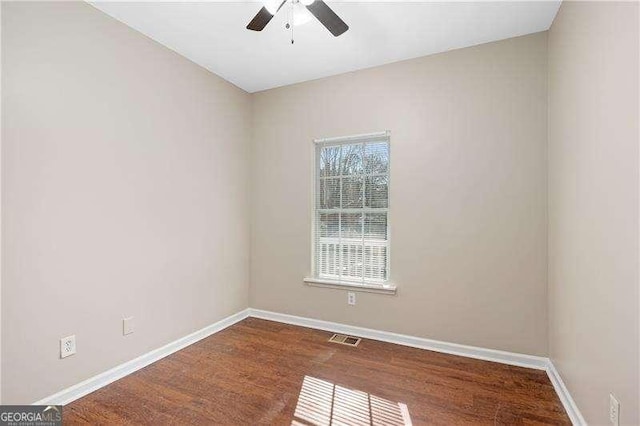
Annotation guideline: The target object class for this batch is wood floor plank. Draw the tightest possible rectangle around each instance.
[64,318,570,425]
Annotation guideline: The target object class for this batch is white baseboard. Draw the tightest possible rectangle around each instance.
[32,306,584,426]
[248,308,548,370]
[33,308,250,406]
[545,361,587,425]
[249,309,585,425]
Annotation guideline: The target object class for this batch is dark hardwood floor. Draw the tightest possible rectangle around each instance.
[64,318,570,425]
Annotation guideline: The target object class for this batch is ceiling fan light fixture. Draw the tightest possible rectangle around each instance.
[293,3,313,26]
[263,0,281,15]
[247,0,348,37]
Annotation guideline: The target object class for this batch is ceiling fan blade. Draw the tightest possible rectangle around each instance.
[246,7,275,31]
[246,1,286,31]
[305,0,348,37]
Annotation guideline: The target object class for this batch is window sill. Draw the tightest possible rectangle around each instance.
[303,277,397,295]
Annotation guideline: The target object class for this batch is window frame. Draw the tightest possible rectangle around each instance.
[305,131,396,295]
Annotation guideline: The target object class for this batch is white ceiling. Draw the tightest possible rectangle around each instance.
[91,1,561,93]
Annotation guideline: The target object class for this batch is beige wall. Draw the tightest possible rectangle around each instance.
[548,2,639,424]
[251,32,549,356]
[1,2,251,403]
[0,0,3,404]
[5,1,638,418]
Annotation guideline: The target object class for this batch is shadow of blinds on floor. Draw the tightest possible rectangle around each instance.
[292,375,412,426]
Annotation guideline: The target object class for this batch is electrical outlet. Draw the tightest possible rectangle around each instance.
[60,335,76,358]
[609,394,620,425]
[347,292,356,305]
[123,317,134,336]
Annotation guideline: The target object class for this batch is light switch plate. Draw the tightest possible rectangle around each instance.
[123,317,134,335]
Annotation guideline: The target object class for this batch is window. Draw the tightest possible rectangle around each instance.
[309,132,391,290]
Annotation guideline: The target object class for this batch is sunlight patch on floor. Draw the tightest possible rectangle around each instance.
[292,376,412,426]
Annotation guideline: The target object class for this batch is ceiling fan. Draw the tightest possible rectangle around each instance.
[246,0,349,38]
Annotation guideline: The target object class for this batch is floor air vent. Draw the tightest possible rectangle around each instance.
[328,334,361,347]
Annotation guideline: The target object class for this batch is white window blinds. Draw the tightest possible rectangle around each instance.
[314,132,390,286]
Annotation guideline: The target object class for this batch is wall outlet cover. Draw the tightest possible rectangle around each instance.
[609,393,620,425]
[60,335,76,358]
[347,292,356,305]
